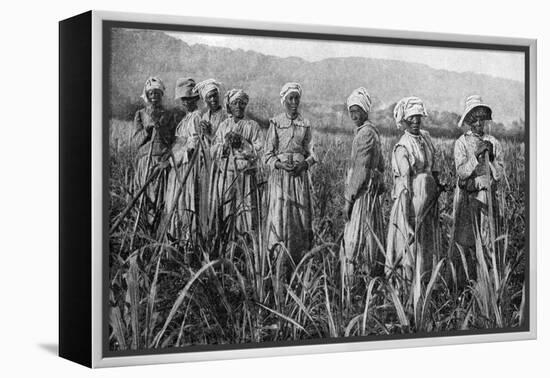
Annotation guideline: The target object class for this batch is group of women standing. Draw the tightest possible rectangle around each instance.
[131,75,504,285]
[339,90,503,285]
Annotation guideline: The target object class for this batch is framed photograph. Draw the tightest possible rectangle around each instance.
[59,10,537,368]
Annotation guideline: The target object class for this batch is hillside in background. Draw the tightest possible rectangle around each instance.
[109,28,525,136]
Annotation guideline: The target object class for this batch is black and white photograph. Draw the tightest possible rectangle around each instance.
[5,0,550,376]
[105,20,531,356]
[4,0,550,375]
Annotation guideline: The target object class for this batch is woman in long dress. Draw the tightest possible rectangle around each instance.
[131,76,175,229]
[195,78,228,140]
[264,82,317,264]
[452,95,504,281]
[195,78,229,224]
[164,78,203,242]
[341,88,385,281]
[386,97,442,283]
[212,89,264,234]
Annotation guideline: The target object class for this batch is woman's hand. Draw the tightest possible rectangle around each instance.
[432,171,447,192]
[475,141,495,162]
[275,160,294,172]
[199,120,212,135]
[343,200,354,222]
[145,123,155,133]
[154,159,171,173]
[221,143,231,158]
[475,142,490,160]
[233,149,250,161]
[291,161,308,176]
[483,140,495,161]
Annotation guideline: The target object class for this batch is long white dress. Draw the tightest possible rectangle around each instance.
[452,131,504,248]
[131,105,175,227]
[386,129,441,281]
[263,113,317,263]
[211,117,264,234]
[341,121,385,278]
[164,109,203,240]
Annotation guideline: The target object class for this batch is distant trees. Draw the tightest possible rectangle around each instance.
[308,103,524,140]
[109,29,526,142]
[114,96,524,141]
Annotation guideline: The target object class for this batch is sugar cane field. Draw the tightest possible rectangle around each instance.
[108,117,527,351]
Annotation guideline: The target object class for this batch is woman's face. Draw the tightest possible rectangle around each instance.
[349,105,368,127]
[180,97,199,112]
[466,108,489,136]
[405,114,422,135]
[146,89,162,106]
[205,90,220,111]
[284,92,300,118]
[229,98,247,119]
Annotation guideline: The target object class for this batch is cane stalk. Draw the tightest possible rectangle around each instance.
[110,167,161,234]
[485,150,500,293]
[155,146,200,244]
[142,147,201,338]
[410,174,446,327]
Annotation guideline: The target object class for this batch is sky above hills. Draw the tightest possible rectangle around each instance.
[166,31,524,82]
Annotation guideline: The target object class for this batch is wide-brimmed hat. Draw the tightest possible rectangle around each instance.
[174,77,199,100]
[458,95,492,128]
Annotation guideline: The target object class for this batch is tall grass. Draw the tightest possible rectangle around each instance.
[108,119,526,351]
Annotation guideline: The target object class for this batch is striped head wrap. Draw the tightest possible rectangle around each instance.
[195,78,222,100]
[346,87,372,114]
[224,89,249,114]
[280,82,302,105]
[141,76,165,103]
[393,96,428,130]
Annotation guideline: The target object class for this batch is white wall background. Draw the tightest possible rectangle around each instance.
[0,0,546,376]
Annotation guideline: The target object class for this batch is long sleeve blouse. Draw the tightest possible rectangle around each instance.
[454,131,504,183]
[263,113,317,169]
[344,121,384,203]
[170,109,202,165]
[132,105,175,157]
[200,107,228,140]
[213,117,264,170]
[391,129,438,199]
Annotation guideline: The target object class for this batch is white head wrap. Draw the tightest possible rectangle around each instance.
[224,89,249,114]
[141,76,165,103]
[346,87,372,114]
[195,78,222,100]
[393,96,428,129]
[280,82,302,105]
